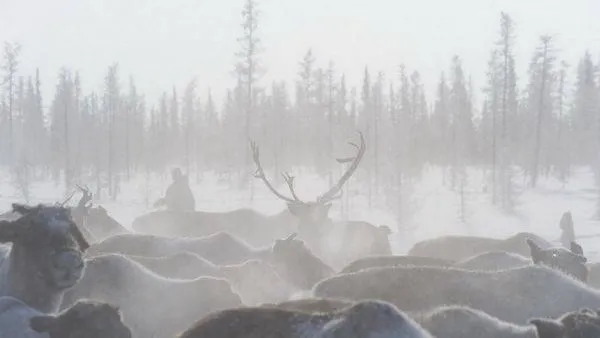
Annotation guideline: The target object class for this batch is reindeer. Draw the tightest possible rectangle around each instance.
[71,185,129,243]
[0,204,89,313]
[251,131,392,269]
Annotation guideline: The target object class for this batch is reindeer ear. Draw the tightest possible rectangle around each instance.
[12,203,34,215]
[529,318,564,338]
[30,315,57,333]
[579,308,595,315]
[526,239,543,264]
[571,241,584,256]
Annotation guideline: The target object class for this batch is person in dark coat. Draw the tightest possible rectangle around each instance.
[559,211,575,248]
[154,168,196,211]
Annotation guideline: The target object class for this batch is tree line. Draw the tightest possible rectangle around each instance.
[2,5,599,224]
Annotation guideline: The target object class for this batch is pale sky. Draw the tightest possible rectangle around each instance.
[1,0,599,110]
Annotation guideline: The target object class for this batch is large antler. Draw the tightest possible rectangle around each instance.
[250,141,302,204]
[317,131,366,204]
[57,190,77,207]
[76,184,93,211]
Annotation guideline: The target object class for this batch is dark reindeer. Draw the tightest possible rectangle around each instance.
[0,204,89,313]
[251,131,392,269]
[71,185,129,243]
[0,296,132,338]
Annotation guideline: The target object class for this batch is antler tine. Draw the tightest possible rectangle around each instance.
[84,185,93,207]
[317,131,366,204]
[59,190,77,207]
[75,184,93,210]
[250,140,299,204]
[77,184,93,196]
[282,172,301,201]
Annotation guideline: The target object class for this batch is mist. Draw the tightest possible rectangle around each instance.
[2,1,600,337]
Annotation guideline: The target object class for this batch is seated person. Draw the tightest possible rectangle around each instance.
[154,168,195,211]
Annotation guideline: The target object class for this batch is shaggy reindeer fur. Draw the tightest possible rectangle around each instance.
[0,296,131,338]
[86,231,261,265]
[261,298,355,313]
[418,306,538,338]
[408,232,553,261]
[453,251,532,271]
[127,251,220,279]
[340,255,453,274]
[91,231,334,290]
[267,233,335,290]
[261,300,600,338]
[419,305,600,338]
[178,299,433,338]
[451,239,588,283]
[0,204,88,313]
[526,239,588,282]
[83,206,129,243]
[131,208,297,248]
[586,262,600,289]
[131,252,296,305]
[60,253,241,338]
[314,264,600,325]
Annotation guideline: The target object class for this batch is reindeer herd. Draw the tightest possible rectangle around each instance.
[1,132,600,337]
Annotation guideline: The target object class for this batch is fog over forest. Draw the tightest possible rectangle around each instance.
[4,2,600,337]
[1,0,600,222]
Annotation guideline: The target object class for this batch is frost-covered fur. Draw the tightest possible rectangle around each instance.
[131,208,297,248]
[408,232,553,261]
[83,206,129,243]
[526,239,588,282]
[178,299,433,338]
[0,296,131,338]
[418,305,600,338]
[219,259,296,305]
[341,255,453,274]
[60,253,241,338]
[127,251,221,279]
[450,240,588,283]
[586,262,600,288]
[92,232,333,291]
[529,307,600,338]
[131,252,295,305]
[267,234,335,290]
[314,264,600,324]
[261,298,355,313]
[418,306,538,338]
[453,251,532,271]
[287,202,392,271]
[0,204,87,313]
[261,300,600,338]
[87,232,261,265]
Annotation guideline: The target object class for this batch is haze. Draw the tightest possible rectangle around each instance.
[2,0,599,104]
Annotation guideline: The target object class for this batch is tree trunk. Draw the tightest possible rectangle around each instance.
[532,44,549,188]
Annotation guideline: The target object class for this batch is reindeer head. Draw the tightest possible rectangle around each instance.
[0,204,89,290]
[251,131,365,225]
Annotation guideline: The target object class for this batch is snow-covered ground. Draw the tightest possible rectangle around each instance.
[1,165,599,260]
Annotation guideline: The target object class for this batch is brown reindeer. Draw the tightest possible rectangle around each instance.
[251,131,391,269]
